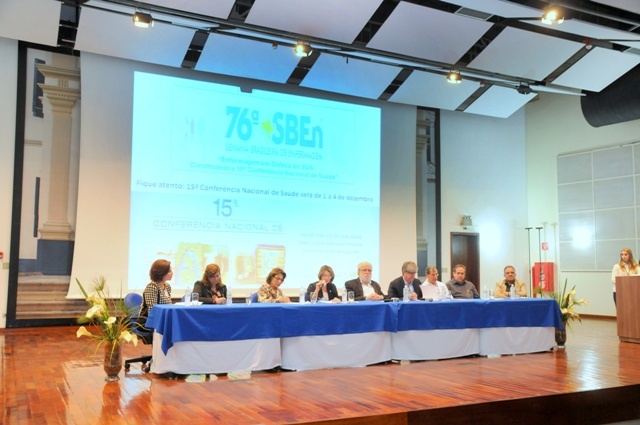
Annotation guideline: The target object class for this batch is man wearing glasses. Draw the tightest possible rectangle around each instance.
[344,261,385,301]
[387,261,423,301]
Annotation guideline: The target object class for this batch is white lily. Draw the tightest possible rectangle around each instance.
[76,326,93,338]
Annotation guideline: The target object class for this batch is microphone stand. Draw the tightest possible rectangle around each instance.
[525,227,533,297]
[536,226,543,295]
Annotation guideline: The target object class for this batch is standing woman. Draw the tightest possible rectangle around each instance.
[611,248,640,305]
[306,265,341,302]
[193,263,227,304]
[139,259,173,318]
[258,267,290,303]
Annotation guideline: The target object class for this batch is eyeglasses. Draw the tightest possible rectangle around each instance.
[273,276,284,282]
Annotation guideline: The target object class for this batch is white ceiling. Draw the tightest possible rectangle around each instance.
[1,0,640,119]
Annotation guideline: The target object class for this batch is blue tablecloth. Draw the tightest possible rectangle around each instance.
[147,298,562,355]
[396,298,563,331]
[147,301,397,354]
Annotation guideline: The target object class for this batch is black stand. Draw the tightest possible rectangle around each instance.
[536,227,543,294]
[525,227,533,297]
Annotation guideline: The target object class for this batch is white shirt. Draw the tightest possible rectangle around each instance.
[361,280,375,297]
[420,280,447,300]
[611,263,640,292]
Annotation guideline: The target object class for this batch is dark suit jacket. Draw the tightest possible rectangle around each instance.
[387,276,423,300]
[306,282,339,301]
[192,280,227,304]
[344,278,384,301]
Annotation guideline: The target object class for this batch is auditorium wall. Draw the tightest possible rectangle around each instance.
[525,92,640,317]
[440,108,530,291]
[0,37,18,328]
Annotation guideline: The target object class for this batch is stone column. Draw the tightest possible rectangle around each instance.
[36,64,80,274]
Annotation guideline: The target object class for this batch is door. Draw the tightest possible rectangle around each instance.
[450,232,480,291]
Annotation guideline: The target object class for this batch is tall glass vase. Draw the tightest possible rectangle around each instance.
[555,323,567,349]
[104,341,123,381]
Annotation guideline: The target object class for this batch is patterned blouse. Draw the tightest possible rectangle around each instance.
[257,283,286,303]
[139,281,172,316]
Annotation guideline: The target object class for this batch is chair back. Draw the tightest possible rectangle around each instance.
[124,292,153,345]
[124,292,143,310]
[250,292,258,304]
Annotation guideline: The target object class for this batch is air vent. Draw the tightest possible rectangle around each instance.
[454,7,492,21]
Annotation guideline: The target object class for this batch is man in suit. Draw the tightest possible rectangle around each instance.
[344,261,385,301]
[446,264,480,299]
[387,261,423,300]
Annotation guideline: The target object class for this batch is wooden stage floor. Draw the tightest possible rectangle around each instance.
[2,318,640,424]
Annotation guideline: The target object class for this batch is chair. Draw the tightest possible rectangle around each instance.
[250,292,258,304]
[123,293,153,372]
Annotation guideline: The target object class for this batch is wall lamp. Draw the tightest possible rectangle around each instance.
[446,70,462,84]
[133,11,154,28]
[541,5,564,25]
[294,42,313,57]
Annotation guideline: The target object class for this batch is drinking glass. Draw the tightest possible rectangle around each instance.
[310,293,318,304]
[245,296,252,305]
[347,291,355,303]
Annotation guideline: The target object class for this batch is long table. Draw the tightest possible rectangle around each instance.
[146,298,562,373]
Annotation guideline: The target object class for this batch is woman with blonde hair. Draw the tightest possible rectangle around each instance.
[193,263,227,304]
[306,265,341,302]
[611,248,640,305]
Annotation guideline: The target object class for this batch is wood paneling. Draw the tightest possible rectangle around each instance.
[1,318,640,424]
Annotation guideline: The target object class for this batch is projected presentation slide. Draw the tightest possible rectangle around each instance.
[129,72,380,291]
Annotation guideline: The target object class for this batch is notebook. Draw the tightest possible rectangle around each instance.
[420,283,441,300]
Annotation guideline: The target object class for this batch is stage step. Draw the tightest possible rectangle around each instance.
[16,275,88,320]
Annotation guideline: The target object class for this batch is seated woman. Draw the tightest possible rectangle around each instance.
[193,263,227,304]
[306,265,341,302]
[258,267,290,303]
[139,259,173,318]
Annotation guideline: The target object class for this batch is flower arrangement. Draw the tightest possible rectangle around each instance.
[552,278,588,330]
[76,276,139,353]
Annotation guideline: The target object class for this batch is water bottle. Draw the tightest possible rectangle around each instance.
[342,288,347,303]
[184,287,192,305]
[299,287,306,303]
[403,285,410,302]
[226,287,233,305]
[510,286,516,299]
[482,286,488,300]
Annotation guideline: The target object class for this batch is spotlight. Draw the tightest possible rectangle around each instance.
[541,5,564,25]
[516,83,532,95]
[133,11,154,28]
[294,42,313,57]
[446,70,462,84]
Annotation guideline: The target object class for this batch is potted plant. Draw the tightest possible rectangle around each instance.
[551,278,588,348]
[75,276,139,381]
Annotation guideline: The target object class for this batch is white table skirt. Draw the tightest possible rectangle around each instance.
[280,332,391,371]
[479,327,555,355]
[391,329,480,360]
[150,332,281,374]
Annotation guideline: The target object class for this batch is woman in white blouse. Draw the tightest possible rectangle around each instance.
[611,248,640,305]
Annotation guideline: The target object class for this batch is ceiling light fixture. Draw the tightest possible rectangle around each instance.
[133,11,154,28]
[517,83,532,95]
[446,70,462,84]
[294,42,313,57]
[541,5,564,25]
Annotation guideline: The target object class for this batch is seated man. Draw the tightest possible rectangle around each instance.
[494,265,527,298]
[388,261,423,300]
[344,261,385,301]
[420,266,448,300]
[446,264,480,299]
